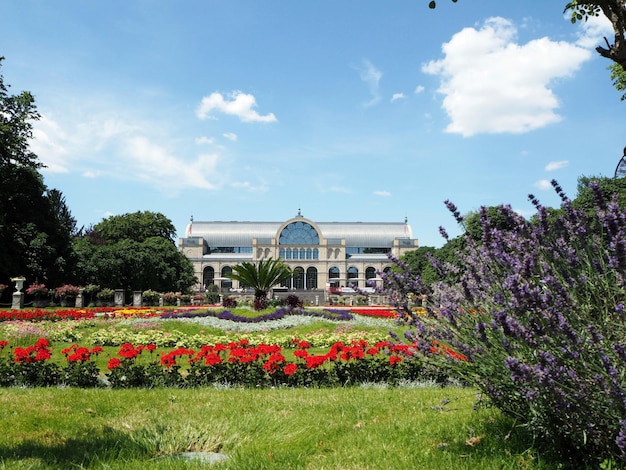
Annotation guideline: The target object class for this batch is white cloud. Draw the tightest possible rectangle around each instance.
[534,179,552,190]
[575,13,613,49]
[355,59,382,107]
[374,190,391,197]
[196,91,277,123]
[31,114,71,173]
[545,160,568,171]
[195,136,215,145]
[124,136,220,190]
[414,85,425,94]
[391,93,406,102]
[223,132,238,141]
[422,17,592,136]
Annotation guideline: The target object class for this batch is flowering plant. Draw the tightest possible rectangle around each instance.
[26,283,49,296]
[96,288,114,301]
[142,290,160,305]
[55,284,80,298]
[162,292,179,306]
[382,180,626,465]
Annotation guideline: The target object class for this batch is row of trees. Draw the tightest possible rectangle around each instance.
[0,57,196,297]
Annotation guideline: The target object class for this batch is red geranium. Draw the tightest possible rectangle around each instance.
[107,358,122,370]
[284,363,298,376]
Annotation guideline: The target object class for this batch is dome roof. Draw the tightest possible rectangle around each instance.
[185,219,413,248]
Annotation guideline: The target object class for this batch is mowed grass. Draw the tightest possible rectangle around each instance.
[0,386,551,469]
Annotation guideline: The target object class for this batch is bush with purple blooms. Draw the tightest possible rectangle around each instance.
[382,180,626,465]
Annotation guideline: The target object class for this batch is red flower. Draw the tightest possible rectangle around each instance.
[204,353,222,366]
[35,338,49,349]
[35,349,52,361]
[14,347,33,363]
[118,343,139,359]
[389,356,402,365]
[107,358,122,370]
[305,354,328,369]
[0,340,8,349]
[284,363,298,376]
[160,353,177,368]
[293,349,309,358]
[62,344,78,355]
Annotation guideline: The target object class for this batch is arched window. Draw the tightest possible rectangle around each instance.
[279,248,286,259]
[365,267,377,280]
[306,248,312,259]
[279,221,320,245]
[299,248,306,259]
[293,267,305,289]
[286,248,292,259]
[306,267,318,289]
[313,248,319,259]
[329,266,340,279]
[348,266,358,286]
[203,266,215,287]
[221,266,232,289]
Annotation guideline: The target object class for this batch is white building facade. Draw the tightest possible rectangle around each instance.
[178,211,418,292]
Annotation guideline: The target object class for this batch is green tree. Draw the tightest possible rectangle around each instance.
[0,57,77,288]
[610,62,626,100]
[226,258,292,310]
[401,236,465,292]
[0,57,40,168]
[94,211,176,243]
[73,212,196,293]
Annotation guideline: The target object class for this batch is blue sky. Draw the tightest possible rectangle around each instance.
[2,1,625,247]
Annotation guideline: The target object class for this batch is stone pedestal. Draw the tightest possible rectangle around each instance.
[133,291,143,307]
[11,292,23,310]
[75,291,84,308]
[114,289,125,307]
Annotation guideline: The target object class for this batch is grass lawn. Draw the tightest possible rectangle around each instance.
[0,386,549,469]
[0,307,559,468]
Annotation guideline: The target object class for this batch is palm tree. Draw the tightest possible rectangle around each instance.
[226,258,292,310]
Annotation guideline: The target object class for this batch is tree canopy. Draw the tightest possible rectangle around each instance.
[0,58,77,289]
[72,211,196,293]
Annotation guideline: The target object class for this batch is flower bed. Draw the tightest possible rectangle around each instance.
[0,337,462,388]
[0,308,99,322]
[349,308,397,318]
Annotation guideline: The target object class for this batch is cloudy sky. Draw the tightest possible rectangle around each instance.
[1,1,625,247]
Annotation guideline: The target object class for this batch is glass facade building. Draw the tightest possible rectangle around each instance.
[179,212,418,292]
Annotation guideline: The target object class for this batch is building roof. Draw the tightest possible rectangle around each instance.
[185,218,414,248]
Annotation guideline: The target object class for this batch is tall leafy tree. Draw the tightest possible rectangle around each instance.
[0,57,76,288]
[226,258,292,310]
[73,211,196,293]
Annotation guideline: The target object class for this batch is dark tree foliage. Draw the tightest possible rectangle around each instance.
[400,239,465,291]
[94,211,177,243]
[0,57,40,168]
[0,58,77,290]
[72,211,196,293]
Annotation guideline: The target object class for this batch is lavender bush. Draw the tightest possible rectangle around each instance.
[382,180,626,465]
